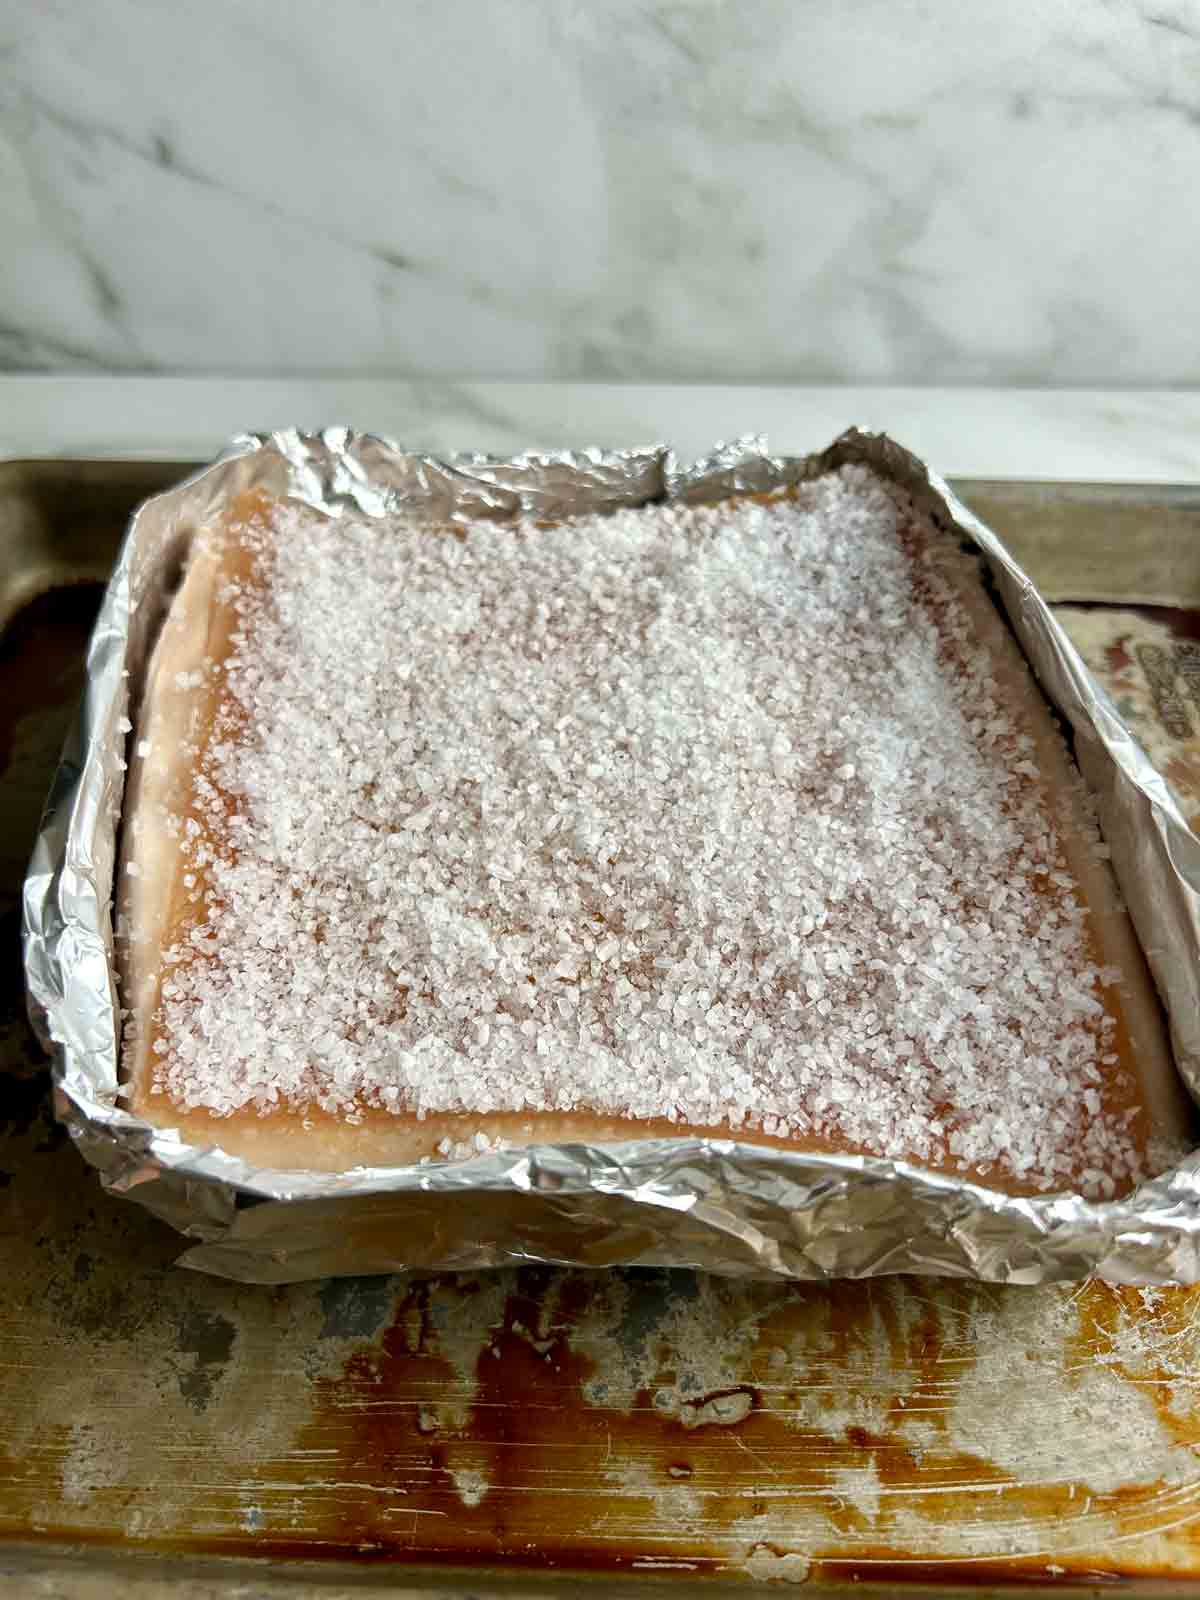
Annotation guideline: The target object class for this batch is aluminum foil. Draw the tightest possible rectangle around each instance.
[22,427,1200,1286]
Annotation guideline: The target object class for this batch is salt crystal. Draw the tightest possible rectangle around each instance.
[143,469,1141,1195]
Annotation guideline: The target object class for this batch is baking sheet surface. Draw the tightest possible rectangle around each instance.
[5,463,1200,1589]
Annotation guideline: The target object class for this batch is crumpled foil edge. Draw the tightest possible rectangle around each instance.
[21,426,1200,1285]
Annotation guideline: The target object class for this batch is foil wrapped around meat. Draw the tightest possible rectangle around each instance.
[22,428,1200,1284]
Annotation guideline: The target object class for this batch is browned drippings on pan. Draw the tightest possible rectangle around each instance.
[224,1272,1200,1580]
[7,465,1200,1595]
[10,1255,1200,1583]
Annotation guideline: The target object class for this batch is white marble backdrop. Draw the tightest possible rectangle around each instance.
[1,0,1198,383]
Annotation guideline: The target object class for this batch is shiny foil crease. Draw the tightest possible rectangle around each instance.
[22,427,1200,1285]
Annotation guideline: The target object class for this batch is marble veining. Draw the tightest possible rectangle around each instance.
[1,0,1198,382]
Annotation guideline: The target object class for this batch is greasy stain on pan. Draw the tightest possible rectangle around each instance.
[7,461,1200,1594]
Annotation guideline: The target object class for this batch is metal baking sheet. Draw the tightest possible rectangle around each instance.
[6,460,1200,1593]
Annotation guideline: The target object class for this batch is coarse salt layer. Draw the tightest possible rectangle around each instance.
[147,467,1143,1190]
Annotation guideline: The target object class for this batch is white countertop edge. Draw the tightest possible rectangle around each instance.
[1,377,1198,483]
